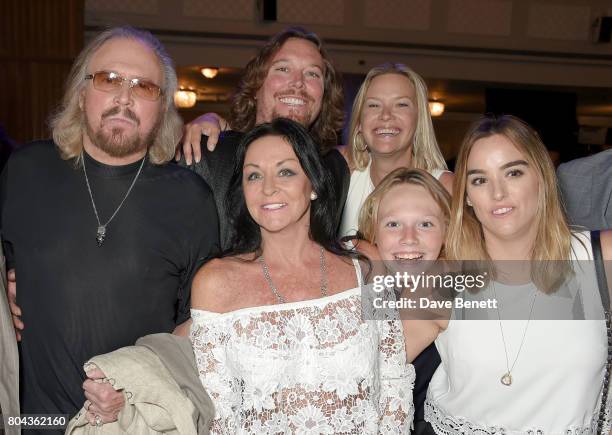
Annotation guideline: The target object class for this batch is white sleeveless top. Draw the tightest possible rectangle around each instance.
[339,160,448,237]
[426,232,610,434]
[190,259,415,434]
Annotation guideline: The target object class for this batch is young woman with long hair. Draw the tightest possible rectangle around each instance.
[406,114,612,434]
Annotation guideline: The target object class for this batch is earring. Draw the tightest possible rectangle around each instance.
[354,132,368,152]
[310,192,318,201]
[466,197,473,207]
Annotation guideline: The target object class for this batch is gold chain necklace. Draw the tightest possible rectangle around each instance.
[491,282,538,386]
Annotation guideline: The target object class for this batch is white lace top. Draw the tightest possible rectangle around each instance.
[190,260,415,434]
[340,160,447,237]
[426,232,611,434]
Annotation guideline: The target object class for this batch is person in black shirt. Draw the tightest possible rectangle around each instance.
[0,27,218,431]
[179,27,350,250]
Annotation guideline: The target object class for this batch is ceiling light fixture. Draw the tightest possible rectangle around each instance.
[428,101,445,117]
[201,67,219,79]
[174,89,197,108]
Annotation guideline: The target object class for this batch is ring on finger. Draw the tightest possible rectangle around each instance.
[95,415,103,427]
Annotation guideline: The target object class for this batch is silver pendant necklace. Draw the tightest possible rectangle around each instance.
[258,246,328,303]
[491,282,537,386]
[82,153,146,246]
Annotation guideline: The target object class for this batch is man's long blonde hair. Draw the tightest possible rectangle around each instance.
[347,63,447,173]
[49,26,182,165]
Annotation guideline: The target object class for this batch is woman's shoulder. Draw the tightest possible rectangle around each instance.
[192,255,258,311]
[435,170,454,193]
[194,255,247,279]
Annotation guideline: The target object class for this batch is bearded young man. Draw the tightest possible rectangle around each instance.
[0,27,218,428]
[179,27,350,249]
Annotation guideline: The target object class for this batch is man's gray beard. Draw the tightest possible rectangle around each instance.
[84,110,159,158]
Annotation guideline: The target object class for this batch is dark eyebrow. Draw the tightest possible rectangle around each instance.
[243,158,298,169]
[276,158,298,166]
[467,160,528,176]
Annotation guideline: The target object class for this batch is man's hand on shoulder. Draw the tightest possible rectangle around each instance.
[176,113,229,164]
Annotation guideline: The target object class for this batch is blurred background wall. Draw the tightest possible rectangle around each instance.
[3,0,612,164]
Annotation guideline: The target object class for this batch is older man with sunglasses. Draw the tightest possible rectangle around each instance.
[0,27,218,432]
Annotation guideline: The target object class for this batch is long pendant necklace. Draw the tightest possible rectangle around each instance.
[82,153,146,246]
[491,283,538,386]
[258,246,328,303]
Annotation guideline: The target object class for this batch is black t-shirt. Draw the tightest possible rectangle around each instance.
[0,141,219,421]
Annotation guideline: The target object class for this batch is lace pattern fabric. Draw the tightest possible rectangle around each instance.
[603,384,611,433]
[426,367,610,435]
[425,398,602,435]
[191,288,414,434]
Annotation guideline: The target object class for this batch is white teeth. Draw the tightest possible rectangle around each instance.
[279,97,305,106]
[394,253,424,261]
[375,128,399,135]
[263,203,286,210]
[493,207,513,215]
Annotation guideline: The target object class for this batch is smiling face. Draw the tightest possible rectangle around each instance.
[359,73,418,159]
[375,183,445,267]
[254,38,325,127]
[465,134,540,245]
[242,135,313,235]
[80,37,163,160]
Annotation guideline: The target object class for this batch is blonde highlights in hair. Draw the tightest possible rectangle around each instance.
[358,168,451,253]
[49,26,182,166]
[445,115,574,292]
[347,63,447,173]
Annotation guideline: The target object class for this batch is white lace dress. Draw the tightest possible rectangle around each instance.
[190,261,415,434]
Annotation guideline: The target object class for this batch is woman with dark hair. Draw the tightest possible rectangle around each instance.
[190,118,414,433]
[223,119,341,255]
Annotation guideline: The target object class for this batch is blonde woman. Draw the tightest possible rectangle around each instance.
[405,114,612,434]
[357,168,451,434]
[339,63,453,237]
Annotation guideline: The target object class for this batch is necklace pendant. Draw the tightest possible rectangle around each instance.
[500,372,512,386]
[96,225,106,246]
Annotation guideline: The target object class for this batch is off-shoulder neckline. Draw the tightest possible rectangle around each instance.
[191,286,363,320]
